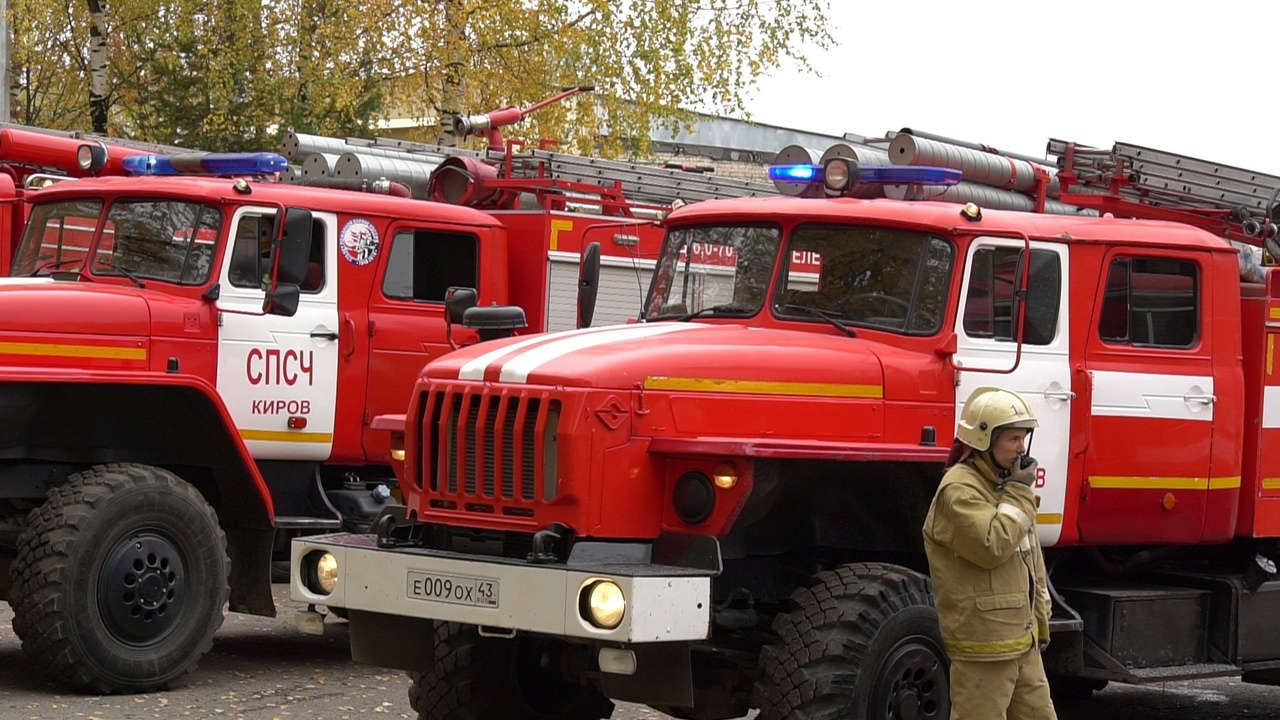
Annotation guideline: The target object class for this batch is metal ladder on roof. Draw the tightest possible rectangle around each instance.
[280,131,779,207]
[1047,138,1280,244]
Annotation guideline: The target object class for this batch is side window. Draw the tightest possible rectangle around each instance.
[1099,257,1198,348]
[228,214,326,293]
[228,215,271,289]
[11,199,103,275]
[382,230,479,301]
[963,247,1061,345]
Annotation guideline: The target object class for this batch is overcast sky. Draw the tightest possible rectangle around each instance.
[744,0,1280,177]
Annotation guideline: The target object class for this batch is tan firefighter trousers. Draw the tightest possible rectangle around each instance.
[949,646,1057,719]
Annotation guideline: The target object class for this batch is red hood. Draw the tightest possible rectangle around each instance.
[425,322,885,390]
[0,281,151,335]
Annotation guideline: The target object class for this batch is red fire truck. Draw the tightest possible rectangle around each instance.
[0,111,779,695]
[292,131,1280,719]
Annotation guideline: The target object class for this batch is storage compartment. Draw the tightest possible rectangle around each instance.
[1059,582,1209,668]
[1239,579,1280,662]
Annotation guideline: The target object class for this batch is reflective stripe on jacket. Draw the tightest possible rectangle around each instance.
[923,454,1051,662]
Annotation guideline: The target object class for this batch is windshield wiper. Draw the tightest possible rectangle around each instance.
[98,261,146,288]
[778,304,858,338]
[675,303,756,322]
[29,258,82,276]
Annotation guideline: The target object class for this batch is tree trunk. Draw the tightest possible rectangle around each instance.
[86,0,108,133]
[437,0,463,146]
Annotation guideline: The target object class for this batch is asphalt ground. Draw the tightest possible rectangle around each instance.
[0,585,1277,719]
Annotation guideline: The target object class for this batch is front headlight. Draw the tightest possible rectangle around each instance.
[580,579,626,629]
[305,551,340,595]
[389,432,406,462]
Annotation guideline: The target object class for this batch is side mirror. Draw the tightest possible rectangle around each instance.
[443,286,479,349]
[577,241,601,328]
[273,208,313,286]
[263,284,300,317]
[262,208,312,317]
[445,286,479,324]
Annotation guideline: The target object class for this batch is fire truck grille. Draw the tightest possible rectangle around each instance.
[426,385,557,511]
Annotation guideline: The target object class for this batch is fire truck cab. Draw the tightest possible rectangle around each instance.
[293,138,1280,719]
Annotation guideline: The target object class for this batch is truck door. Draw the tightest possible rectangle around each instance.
[215,206,340,460]
[1076,252,1214,544]
[363,227,480,460]
[954,238,1071,546]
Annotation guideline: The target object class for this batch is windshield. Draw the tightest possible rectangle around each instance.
[12,200,105,276]
[645,224,781,318]
[774,225,953,334]
[92,200,222,285]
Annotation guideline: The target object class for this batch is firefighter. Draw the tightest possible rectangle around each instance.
[923,385,1056,720]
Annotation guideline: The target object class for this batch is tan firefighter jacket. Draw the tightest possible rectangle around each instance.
[923,454,1051,662]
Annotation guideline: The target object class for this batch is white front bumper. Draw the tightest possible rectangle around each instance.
[291,534,713,643]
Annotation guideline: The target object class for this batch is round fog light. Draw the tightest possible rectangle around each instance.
[674,471,715,525]
[581,580,626,629]
[309,551,339,595]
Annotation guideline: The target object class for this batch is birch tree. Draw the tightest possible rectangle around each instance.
[86,0,108,133]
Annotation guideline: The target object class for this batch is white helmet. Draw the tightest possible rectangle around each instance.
[957,386,1038,451]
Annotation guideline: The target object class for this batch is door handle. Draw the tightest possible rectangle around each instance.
[343,314,357,360]
[310,330,339,341]
[1043,390,1076,401]
[1183,393,1217,405]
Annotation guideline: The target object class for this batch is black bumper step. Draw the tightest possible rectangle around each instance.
[275,516,342,530]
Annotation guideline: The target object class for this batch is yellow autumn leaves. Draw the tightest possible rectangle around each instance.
[10,0,831,154]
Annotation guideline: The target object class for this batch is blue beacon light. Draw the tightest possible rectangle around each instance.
[857,165,963,186]
[767,161,964,194]
[123,152,290,176]
[767,164,821,182]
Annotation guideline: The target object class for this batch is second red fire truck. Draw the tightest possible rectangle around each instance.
[293,131,1280,719]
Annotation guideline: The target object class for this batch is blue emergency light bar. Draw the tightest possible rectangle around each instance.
[123,152,290,176]
[768,163,963,187]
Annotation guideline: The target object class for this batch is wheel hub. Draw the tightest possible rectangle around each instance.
[876,639,948,720]
[98,533,186,646]
[895,688,921,720]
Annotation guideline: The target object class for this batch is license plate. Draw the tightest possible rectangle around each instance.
[407,570,499,608]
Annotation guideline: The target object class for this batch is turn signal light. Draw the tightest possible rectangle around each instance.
[712,462,738,489]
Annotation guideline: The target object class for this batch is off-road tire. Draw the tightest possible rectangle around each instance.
[408,622,614,720]
[756,562,949,720]
[9,463,230,694]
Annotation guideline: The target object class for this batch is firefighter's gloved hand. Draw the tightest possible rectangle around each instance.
[1006,455,1038,487]
[1039,638,1050,652]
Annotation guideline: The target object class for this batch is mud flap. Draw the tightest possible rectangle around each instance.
[598,642,694,707]
[348,609,436,671]
[227,527,275,616]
